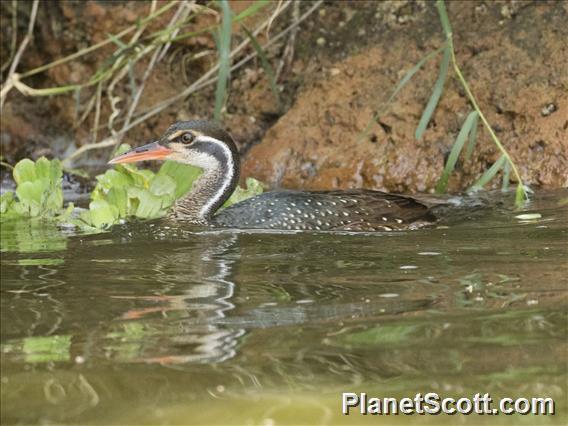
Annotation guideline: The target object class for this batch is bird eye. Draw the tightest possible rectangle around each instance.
[181,133,194,144]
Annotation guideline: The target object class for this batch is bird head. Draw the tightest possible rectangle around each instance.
[108,120,238,171]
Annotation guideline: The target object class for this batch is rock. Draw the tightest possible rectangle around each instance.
[242,1,568,192]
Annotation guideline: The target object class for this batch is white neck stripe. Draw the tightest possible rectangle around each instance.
[196,136,235,218]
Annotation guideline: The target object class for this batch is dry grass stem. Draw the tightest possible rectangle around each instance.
[276,0,300,81]
[126,1,321,132]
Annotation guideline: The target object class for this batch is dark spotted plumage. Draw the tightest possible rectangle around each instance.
[113,120,441,231]
[213,190,436,231]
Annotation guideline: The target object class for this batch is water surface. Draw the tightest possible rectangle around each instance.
[1,191,567,424]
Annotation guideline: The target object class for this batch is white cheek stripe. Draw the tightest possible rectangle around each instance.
[196,136,235,218]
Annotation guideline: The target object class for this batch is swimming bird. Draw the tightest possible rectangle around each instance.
[109,120,438,231]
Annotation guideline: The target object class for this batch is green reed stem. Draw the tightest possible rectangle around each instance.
[436,0,528,206]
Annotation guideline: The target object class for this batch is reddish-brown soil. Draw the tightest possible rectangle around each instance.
[1,1,566,192]
[243,1,568,192]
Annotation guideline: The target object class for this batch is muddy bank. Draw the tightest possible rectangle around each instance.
[1,1,567,192]
[243,1,568,192]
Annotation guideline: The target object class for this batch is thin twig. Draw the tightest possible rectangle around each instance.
[276,0,300,81]
[95,1,290,132]
[64,1,192,165]
[61,136,119,167]
[121,1,191,134]
[0,0,39,110]
[19,1,177,79]
[157,1,195,63]
[92,82,102,144]
[0,160,14,170]
[76,89,98,128]
[67,0,320,161]
[105,1,158,135]
[266,0,286,38]
[126,0,320,131]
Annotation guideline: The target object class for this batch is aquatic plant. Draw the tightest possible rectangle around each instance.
[0,157,68,219]
[1,0,531,218]
[1,1,280,229]
[1,155,263,229]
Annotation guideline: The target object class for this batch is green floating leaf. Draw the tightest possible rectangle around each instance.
[81,199,120,229]
[469,155,507,191]
[435,111,478,193]
[15,181,44,216]
[86,160,179,226]
[7,157,65,218]
[149,174,176,198]
[13,159,37,184]
[415,45,451,140]
[95,169,134,192]
[157,160,201,199]
[132,188,164,219]
[3,148,265,230]
[106,187,129,217]
[120,164,154,188]
[224,177,264,208]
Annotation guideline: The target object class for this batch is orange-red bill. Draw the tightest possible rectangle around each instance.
[108,142,173,164]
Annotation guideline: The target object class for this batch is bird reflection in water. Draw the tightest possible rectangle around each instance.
[110,232,244,365]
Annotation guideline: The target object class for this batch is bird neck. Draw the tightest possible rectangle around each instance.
[172,155,240,224]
